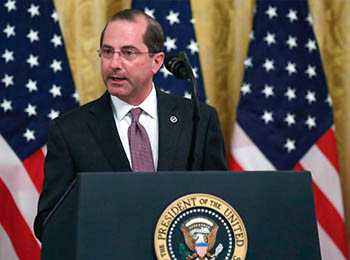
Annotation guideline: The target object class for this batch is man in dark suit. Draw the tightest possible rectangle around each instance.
[34,9,227,241]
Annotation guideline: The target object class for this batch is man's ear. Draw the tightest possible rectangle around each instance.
[152,52,164,74]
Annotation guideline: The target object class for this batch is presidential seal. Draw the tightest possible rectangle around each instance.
[154,194,248,260]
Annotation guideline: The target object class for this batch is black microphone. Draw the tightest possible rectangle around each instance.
[164,54,188,80]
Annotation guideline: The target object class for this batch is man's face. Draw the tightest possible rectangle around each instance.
[100,16,164,105]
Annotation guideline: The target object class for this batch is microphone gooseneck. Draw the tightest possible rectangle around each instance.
[164,52,200,171]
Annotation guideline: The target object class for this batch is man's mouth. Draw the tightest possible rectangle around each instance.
[110,76,126,82]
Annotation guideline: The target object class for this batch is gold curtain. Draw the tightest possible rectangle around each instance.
[54,0,350,242]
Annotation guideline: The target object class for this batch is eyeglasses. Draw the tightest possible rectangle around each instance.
[97,48,152,61]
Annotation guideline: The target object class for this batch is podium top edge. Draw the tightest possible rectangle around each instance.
[77,171,311,176]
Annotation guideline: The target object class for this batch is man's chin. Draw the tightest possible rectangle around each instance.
[107,85,132,100]
[108,89,123,97]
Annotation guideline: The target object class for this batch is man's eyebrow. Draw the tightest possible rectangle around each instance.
[101,44,113,49]
[101,44,140,51]
[120,45,139,50]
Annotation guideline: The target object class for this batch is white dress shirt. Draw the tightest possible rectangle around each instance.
[110,86,159,170]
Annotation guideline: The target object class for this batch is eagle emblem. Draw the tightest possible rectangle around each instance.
[180,217,223,260]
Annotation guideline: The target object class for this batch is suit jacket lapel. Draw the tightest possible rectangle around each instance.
[157,89,183,171]
[87,92,131,172]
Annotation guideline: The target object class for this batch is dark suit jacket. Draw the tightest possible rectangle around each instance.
[34,89,227,241]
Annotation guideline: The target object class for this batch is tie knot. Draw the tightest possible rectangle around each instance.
[130,107,143,123]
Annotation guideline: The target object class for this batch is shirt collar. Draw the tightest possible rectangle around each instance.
[110,85,157,121]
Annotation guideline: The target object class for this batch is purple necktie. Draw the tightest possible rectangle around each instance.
[128,108,155,172]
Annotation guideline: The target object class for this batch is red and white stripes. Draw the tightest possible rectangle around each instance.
[230,122,348,259]
[0,135,44,259]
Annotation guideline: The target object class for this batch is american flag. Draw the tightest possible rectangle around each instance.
[132,0,206,102]
[0,0,78,259]
[230,0,348,259]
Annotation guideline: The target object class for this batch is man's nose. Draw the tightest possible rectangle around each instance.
[110,51,123,68]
